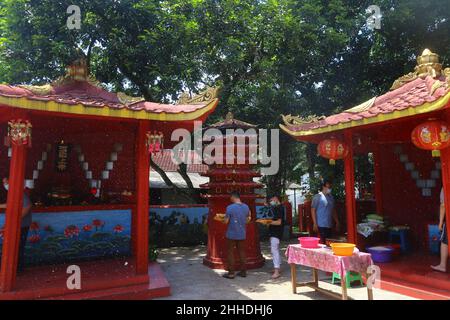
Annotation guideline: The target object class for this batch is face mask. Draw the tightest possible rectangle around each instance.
[326,188,332,194]
[270,201,277,206]
[3,183,8,191]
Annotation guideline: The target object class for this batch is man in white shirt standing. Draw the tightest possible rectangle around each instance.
[431,187,448,272]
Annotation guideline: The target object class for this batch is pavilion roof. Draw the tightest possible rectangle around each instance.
[0,59,219,121]
[150,149,207,173]
[280,49,450,139]
[206,112,257,131]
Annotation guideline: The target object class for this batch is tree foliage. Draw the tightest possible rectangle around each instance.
[0,0,449,196]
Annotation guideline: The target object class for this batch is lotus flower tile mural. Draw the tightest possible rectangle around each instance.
[0,210,132,266]
[0,205,284,266]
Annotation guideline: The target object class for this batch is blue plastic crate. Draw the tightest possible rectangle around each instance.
[428,224,440,255]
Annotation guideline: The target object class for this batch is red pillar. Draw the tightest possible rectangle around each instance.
[134,121,150,274]
[0,121,29,292]
[283,200,292,236]
[439,146,450,255]
[373,143,383,214]
[344,131,357,245]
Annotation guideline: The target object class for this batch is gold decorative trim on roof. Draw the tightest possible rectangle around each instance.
[0,95,219,121]
[445,68,450,87]
[17,84,54,96]
[18,58,103,95]
[344,97,376,113]
[391,49,443,90]
[0,58,220,121]
[18,59,145,106]
[53,58,103,87]
[281,114,326,127]
[280,91,450,138]
[178,87,220,104]
[117,92,145,105]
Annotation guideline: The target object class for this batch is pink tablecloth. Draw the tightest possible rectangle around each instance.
[286,244,373,277]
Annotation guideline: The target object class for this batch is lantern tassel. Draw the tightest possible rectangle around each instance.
[432,150,441,157]
[329,159,336,165]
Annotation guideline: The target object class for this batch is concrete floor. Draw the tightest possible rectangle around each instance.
[156,241,416,300]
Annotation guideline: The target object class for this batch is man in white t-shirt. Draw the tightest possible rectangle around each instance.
[431,187,448,272]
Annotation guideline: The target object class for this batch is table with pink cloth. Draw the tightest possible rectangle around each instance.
[286,244,374,300]
[286,244,373,277]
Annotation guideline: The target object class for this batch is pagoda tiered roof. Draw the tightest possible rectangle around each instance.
[202,168,261,177]
[205,112,257,130]
[199,181,264,188]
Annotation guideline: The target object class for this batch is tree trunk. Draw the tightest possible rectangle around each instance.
[177,163,196,196]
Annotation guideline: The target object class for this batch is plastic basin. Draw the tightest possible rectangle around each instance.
[367,246,394,263]
[330,243,356,256]
[299,237,320,248]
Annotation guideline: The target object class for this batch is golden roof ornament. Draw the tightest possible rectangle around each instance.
[391,49,444,90]
[178,86,220,104]
[444,68,450,88]
[281,114,326,127]
[415,49,442,78]
[51,57,103,88]
[225,112,234,121]
[117,92,145,105]
[18,58,107,96]
[18,84,54,95]
[66,57,89,81]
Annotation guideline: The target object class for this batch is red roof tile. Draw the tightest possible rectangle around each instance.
[150,150,207,173]
[0,81,215,116]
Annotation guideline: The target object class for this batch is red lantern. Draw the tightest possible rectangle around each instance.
[317,138,349,165]
[411,120,450,157]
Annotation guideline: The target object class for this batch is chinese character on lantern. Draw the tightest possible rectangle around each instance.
[411,120,450,157]
[5,119,32,147]
[146,131,164,155]
[317,138,349,165]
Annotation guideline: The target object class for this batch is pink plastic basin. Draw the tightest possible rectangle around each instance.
[299,237,320,248]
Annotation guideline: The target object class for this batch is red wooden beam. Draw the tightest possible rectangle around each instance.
[0,139,27,292]
[344,131,357,245]
[134,121,150,275]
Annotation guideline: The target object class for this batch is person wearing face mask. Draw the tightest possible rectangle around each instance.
[311,180,340,244]
[0,177,32,272]
[267,195,284,279]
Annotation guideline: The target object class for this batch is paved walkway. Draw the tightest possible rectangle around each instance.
[156,241,415,300]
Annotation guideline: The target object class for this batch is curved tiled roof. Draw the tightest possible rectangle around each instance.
[281,76,450,137]
[280,50,450,138]
[0,75,218,121]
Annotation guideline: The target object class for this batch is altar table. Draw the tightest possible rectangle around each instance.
[286,244,374,300]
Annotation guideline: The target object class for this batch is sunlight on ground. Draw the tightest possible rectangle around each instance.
[156,242,416,300]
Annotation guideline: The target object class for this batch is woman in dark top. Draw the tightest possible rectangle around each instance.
[267,195,284,279]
